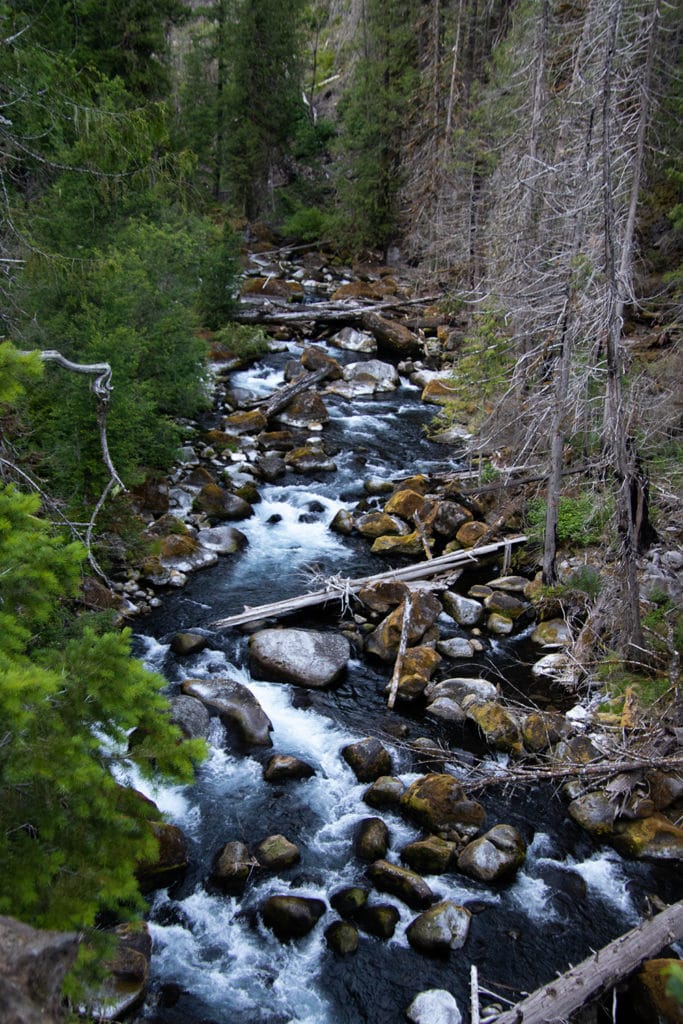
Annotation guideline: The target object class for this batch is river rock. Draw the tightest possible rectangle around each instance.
[355,512,410,538]
[212,841,257,893]
[170,631,208,656]
[366,860,434,910]
[401,774,486,840]
[484,591,527,619]
[249,628,350,687]
[223,409,268,435]
[363,776,406,809]
[390,645,442,701]
[254,834,301,871]
[441,592,483,627]
[254,454,287,482]
[284,445,336,473]
[277,391,330,427]
[464,700,523,754]
[261,896,326,941]
[646,769,683,810]
[329,326,377,353]
[455,521,489,547]
[406,900,471,955]
[531,618,573,647]
[137,820,189,888]
[425,677,498,704]
[550,735,602,766]
[521,711,566,752]
[301,346,343,378]
[355,818,390,861]
[358,579,408,614]
[257,429,296,451]
[330,887,368,918]
[610,813,683,860]
[531,652,574,684]
[366,591,442,660]
[486,575,529,592]
[0,915,79,1024]
[487,613,514,635]
[169,695,212,740]
[401,836,458,875]
[457,824,527,882]
[182,677,273,747]
[263,754,315,782]
[341,737,393,782]
[630,958,683,1024]
[193,484,254,522]
[361,311,420,357]
[342,359,400,393]
[324,921,359,955]
[370,530,425,556]
[354,903,401,939]
[330,508,355,534]
[155,533,219,574]
[196,525,249,554]
[100,922,151,1022]
[384,488,425,520]
[430,500,472,538]
[421,378,459,404]
[426,697,467,723]
[241,276,303,300]
[437,637,474,659]
[407,989,462,1024]
[567,791,617,837]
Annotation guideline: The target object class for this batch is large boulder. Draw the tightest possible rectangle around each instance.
[329,327,377,353]
[567,791,618,838]
[195,525,248,555]
[425,677,498,704]
[249,628,350,688]
[367,859,434,910]
[355,512,410,538]
[406,901,471,955]
[341,737,393,782]
[401,774,486,840]
[193,484,253,522]
[284,446,337,474]
[277,392,330,428]
[261,896,326,941]
[137,820,189,889]
[0,916,79,1024]
[610,814,683,860]
[531,618,573,647]
[363,776,406,810]
[181,677,273,747]
[464,699,523,754]
[366,591,442,660]
[324,921,359,955]
[361,311,421,357]
[169,695,212,740]
[406,990,462,1024]
[456,824,526,882]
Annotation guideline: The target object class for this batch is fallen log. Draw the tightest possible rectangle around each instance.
[232,295,441,327]
[492,898,683,1024]
[214,536,526,629]
[251,365,333,418]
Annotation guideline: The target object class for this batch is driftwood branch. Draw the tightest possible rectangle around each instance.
[493,899,683,1024]
[388,593,413,710]
[253,365,333,418]
[214,537,527,628]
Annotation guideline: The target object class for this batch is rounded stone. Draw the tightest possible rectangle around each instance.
[363,776,406,809]
[354,903,401,939]
[341,737,393,782]
[366,859,434,910]
[249,628,351,688]
[211,841,256,894]
[330,887,368,919]
[407,989,462,1024]
[261,896,326,941]
[324,920,359,955]
[355,817,390,861]
[457,824,526,882]
[263,754,315,782]
[406,900,471,955]
[253,834,301,871]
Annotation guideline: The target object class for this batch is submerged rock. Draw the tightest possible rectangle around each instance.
[249,628,350,688]
[324,921,359,955]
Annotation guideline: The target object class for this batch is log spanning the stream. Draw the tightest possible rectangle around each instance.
[492,898,683,1024]
[214,536,527,629]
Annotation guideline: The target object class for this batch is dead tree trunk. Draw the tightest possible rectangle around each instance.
[493,898,683,1024]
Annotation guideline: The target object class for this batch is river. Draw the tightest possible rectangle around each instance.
[128,303,680,1024]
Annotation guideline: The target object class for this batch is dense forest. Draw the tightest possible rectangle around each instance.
[0,0,681,1017]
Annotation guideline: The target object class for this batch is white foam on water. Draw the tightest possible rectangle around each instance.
[509,870,558,922]
[230,363,286,397]
[236,486,352,563]
[134,634,170,672]
[570,851,638,920]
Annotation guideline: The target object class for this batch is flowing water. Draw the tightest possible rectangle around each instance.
[130,334,680,1024]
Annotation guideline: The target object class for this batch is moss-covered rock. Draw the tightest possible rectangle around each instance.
[254,834,300,871]
[367,859,434,910]
[401,835,458,875]
[324,920,359,955]
[401,774,486,839]
[341,737,393,782]
[464,700,523,754]
[610,814,683,860]
[370,530,425,556]
[355,817,390,861]
[363,776,406,810]
[406,900,471,955]
[261,896,326,941]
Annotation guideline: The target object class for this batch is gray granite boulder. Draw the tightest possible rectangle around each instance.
[249,628,351,688]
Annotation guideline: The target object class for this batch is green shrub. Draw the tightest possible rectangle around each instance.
[526,492,609,547]
[281,203,332,242]
[214,323,270,362]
